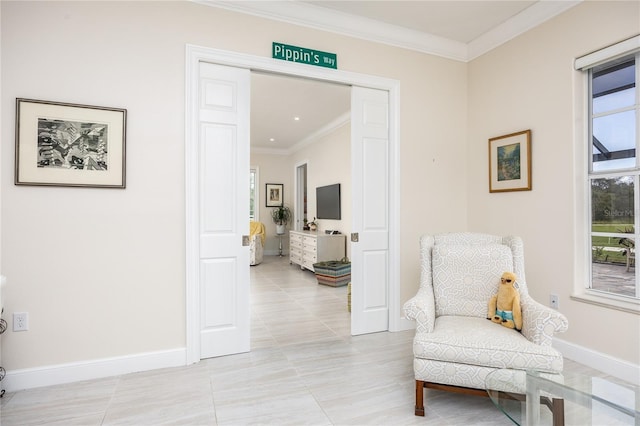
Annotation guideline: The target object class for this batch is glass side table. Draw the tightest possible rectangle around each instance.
[486,369,639,425]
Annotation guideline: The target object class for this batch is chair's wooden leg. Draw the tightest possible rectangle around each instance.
[552,398,565,426]
[415,380,425,416]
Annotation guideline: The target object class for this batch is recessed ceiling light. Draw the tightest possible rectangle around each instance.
[294,116,300,121]
[269,138,275,142]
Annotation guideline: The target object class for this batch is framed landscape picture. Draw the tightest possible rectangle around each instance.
[489,129,531,193]
[15,98,127,188]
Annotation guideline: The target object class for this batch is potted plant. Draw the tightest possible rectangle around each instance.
[271,205,292,235]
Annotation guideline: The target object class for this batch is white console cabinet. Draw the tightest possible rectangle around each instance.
[289,230,345,272]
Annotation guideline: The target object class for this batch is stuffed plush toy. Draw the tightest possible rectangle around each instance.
[487,272,522,331]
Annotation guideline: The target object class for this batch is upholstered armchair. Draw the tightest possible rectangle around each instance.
[249,221,266,266]
[403,233,568,416]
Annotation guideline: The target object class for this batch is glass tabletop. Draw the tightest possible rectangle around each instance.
[486,369,639,425]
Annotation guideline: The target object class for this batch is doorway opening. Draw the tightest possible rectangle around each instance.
[249,71,351,348]
[185,45,401,364]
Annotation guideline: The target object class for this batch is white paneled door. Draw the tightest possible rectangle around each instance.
[350,86,390,335]
[197,62,250,359]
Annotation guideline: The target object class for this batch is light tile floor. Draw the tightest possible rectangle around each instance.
[0,256,622,425]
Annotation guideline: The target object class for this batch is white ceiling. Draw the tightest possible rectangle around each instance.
[251,73,350,153]
[305,1,537,44]
[214,0,582,152]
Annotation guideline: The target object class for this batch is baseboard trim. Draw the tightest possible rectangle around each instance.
[264,249,287,257]
[553,337,640,386]
[391,316,416,332]
[2,348,186,393]
[9,332,635,394]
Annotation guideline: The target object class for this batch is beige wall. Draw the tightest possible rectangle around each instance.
[250,153,292,254]
[468,1,640,365]
[3,0,637,378]
[1,1,467,371]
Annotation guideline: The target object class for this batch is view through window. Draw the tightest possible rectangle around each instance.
[250,168,258,221]
[589,52,639,300]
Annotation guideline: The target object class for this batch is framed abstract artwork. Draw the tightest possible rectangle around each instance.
[15,98,127,188]
[489,129,531,193]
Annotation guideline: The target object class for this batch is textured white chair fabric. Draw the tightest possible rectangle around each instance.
[249,234,264,266]
[403,233,568,416]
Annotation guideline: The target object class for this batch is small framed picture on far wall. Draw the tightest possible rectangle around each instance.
[265,183,283,207]
[489,129,531,193]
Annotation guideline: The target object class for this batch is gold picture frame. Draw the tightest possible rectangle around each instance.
[489,129,531,193]
[15,98,127,188]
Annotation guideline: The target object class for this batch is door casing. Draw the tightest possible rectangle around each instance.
[294,161,308,231]
[185,44,403,364]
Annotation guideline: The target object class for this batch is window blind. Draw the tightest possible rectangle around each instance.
[575,35,640,70]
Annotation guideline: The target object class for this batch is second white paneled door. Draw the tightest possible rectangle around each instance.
[350,86,390,335]
[197,62,250,359]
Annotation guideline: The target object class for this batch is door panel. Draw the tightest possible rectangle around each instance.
[363,251,388,309]
[198,62,250,359]
[351,86,390,335]
[201,259,236,328]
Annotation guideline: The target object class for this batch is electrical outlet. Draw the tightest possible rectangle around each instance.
[13,312,28,331]
[550,294,559,310]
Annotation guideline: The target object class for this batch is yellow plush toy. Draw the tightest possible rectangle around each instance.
[487,271,522,331]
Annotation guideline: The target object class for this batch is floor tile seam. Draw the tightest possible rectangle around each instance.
[207,372,221,426]
[100,374,123,425]
[270,278,306,304]
[288,290,349,341]
[295,369,338,426]
[317,390,420,425]
[255,317,286,356]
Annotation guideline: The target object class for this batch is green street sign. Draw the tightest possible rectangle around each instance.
[272,42,337,69]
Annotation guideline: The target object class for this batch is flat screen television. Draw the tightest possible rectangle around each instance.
[316,184,341,220]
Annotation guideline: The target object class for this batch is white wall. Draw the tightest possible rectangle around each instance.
[468,1,640,367]
[1,1,468,376]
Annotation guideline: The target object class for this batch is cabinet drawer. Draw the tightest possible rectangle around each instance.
[303,236,317,246]
[290,253,302,264]
[290,232,303,243]
[290,239,303,250]
[303,251,317,264]
[303,245,317,255]
[303,260,315,271]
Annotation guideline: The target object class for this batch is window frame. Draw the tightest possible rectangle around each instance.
[250,166,259,221]
[574,36,640,314]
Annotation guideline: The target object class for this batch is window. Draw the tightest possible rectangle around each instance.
[249,167,258,221]
[581,37,640,305]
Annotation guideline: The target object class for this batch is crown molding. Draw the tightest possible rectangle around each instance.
[251,146,290,156]
[252,111,350,155]
[289,111,350,154]
[196,1,582,63]
[468,0,583,61]
[197,0,467,61]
